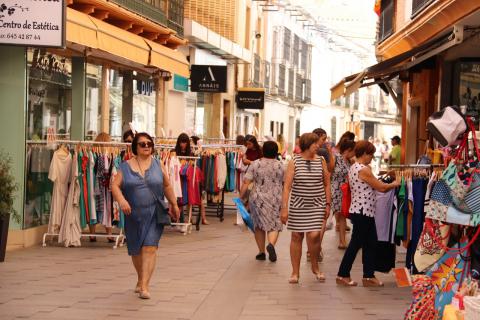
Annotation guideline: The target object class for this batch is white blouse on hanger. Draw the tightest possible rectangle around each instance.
[48,148,72,233]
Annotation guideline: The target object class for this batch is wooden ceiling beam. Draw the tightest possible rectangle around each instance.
[70,3,95,14]
[106,19,133,30]
[66,0,73,5]
[129,25,144,35]
[91,9,109,20]
[141,32,160,41]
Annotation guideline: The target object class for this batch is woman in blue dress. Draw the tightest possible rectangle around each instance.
[112,132,180,299]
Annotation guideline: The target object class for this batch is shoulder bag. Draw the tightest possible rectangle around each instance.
[137,158,171,226]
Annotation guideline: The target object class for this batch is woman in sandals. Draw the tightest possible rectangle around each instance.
[336,140,400,287]
[329,138,356,249]
[281,133,331,284]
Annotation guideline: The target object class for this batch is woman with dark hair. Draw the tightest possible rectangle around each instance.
[330,138,356,249]
[112,132,180,299]
[174,133,208,224]
[243,135,263,165]
[336,140,399,287]
[239,141,284,262]
[281,133,331,283]
[174,133,191,156]
[235,135,246,146]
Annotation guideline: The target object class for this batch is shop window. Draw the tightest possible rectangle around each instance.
[354,91,359,110]
[331,117,337,143]
[412,0,435,17]
[133,77,156,136]
[25,48,72,228]
[378,0,394,42]
[109,69,123,139]
[283,28,291,62]
[288,68,294,99]
[280,122,284,135]
[85,64,103,140]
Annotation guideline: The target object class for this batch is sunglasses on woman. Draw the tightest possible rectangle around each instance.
[138,141,154,148]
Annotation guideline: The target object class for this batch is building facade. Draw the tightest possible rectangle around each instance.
[333,0,480,164]
[1,0,190,248]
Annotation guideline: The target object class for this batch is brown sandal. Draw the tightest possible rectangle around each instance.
[362,277,384,287]
[336,276,357,287]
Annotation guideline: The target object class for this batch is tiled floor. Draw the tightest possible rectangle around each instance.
[0,210,411,320]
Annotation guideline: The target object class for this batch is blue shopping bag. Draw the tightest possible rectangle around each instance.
[232,198,254,232]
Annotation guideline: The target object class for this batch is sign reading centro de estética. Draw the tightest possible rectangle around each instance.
[0,0,65,47]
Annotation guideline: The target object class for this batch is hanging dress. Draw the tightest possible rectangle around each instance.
[47,149,72,233]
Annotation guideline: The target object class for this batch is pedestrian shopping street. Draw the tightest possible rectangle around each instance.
[0,210,411,320]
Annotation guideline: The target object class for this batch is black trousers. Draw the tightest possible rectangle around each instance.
[338,213,378,278]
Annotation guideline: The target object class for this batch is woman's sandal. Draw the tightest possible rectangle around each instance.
[336,276,358,287]
[314,272,326,282]
[362,277,384,287]
[139,290,151,299]
[288,275,299,284]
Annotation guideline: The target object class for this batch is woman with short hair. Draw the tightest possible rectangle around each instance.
[336,140,400,287]
[281,133,331,283]
[240,141,284,262]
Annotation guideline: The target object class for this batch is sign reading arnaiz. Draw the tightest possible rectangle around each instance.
[190,65,227,93]
[0,0,65,47]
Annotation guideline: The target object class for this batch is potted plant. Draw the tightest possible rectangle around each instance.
[0,150,20,262]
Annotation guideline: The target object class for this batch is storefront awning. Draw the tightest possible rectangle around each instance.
[66,8,98,49]
[145,39,190,78]
[90,17,150,66]
[330,27,463,101]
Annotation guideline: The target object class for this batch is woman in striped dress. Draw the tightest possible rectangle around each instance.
[281,133,332,283]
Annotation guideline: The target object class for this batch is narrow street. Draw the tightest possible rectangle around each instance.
[1,209,411,320]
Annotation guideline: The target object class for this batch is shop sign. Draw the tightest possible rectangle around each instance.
[190,65,227,93]
[0,0,65,47]
[236,88,265,109]
[137,80,154,96]
[174,74,189,92]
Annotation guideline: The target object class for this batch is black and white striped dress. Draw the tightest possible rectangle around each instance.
[287,155,327,232]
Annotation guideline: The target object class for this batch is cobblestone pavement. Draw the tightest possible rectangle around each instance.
[0,211,411,320]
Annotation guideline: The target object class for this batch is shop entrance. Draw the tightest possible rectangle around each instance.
[223,99,231,139]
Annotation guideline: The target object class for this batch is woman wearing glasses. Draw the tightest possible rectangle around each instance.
[281,133,331,284]
[112,132,180,299]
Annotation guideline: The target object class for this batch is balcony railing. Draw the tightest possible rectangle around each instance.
[378,0,394,42]
[412,0,435,17]
[110,0,184,37]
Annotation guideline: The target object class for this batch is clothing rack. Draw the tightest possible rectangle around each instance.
[42,231,125,249]
[26,140,130,147]
[388,164,445,169]
[168,155,201,235]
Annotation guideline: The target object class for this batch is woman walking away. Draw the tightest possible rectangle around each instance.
[112,132,180,299]
[240,141,284,262]
[281,133,331,284]
[336,140,399,287]
[330,139,356,249]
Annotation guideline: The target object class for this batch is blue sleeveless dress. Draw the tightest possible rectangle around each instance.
[119,159,165,256]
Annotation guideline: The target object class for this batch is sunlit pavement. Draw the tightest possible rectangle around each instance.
[0,204,411,320]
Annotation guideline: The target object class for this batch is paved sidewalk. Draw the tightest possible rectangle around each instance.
[0,213,411,320]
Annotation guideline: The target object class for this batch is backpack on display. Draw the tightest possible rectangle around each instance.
[427,106,467,147]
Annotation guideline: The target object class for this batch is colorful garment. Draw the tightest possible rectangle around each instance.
[330,151,350,213]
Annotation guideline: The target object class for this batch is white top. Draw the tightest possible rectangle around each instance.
[168,156,183,198]
[348,162,376,217]
[217,153,227,190]
[48,149,72,233]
